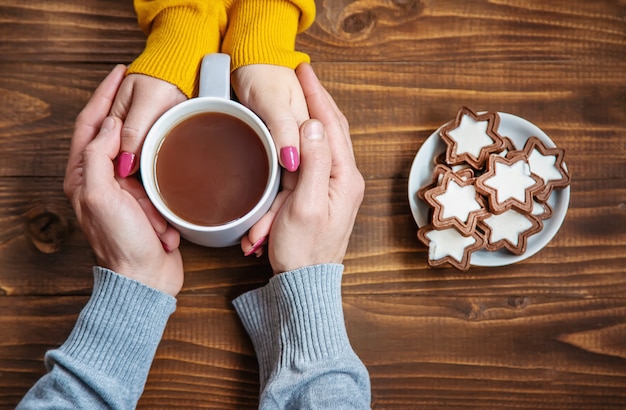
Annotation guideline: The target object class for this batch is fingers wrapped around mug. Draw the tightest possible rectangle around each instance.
[231,64,310,172]
[266,64,364,274]
[64,66,184,296]
[110,74,187,178]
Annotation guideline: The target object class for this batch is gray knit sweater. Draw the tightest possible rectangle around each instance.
[18,264,370,409]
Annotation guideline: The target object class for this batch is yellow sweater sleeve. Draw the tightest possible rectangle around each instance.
[127,0,227,98]
[221,0,316,71]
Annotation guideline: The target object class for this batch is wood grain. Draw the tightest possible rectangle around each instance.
[1,0,625,408]
[5,294,626,408]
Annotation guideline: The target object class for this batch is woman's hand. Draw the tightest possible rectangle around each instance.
[232,64,310,173]
[234,64,312,256]
[109,73,187,177]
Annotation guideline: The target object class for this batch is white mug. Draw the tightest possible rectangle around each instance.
[140,53,280,247]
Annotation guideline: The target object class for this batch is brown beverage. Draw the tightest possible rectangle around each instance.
[155,112,269,226]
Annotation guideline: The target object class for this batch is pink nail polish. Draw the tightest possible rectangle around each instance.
[162,242,172,253]
[280,146,299,172]
[116,152,135,178]
[244,236,266,257]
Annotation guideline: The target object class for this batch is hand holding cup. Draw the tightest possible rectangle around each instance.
[64,65,184,297]
[140,54,280,248]
[265,63,365,273]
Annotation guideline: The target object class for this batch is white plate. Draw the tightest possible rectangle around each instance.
[408,112,570,267]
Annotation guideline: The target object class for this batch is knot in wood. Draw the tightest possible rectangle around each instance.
[342,10,375,35]
[26,211,68,254]
[506,296,529,309]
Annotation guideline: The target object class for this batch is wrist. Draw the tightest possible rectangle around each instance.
[233,263,348,388]
[51,267,176,387]
[128,6,224,97]
[222,0,311,71]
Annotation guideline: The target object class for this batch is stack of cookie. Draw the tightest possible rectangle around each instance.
[417,107,570,271]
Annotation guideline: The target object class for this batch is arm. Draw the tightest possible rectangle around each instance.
[227,0,317,251]
[222,0,315,71]
[226,0,316,175]
[128,0,226,98]
[110,0,227,177]
[235,63,371,408]
[19,65,184,408]
[18,268,175,409]
[233,265,370,408]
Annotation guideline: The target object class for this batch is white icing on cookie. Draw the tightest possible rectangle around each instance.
[528,148,563,183]
[483,209,534,246]
[435,179,482,223]
[447,114,495,158]
[484,159,537,203]
[426,228,477,262]
[531,200,545,216]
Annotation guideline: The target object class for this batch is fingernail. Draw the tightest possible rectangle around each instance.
[244,236,266,257]
[101,116,115,132]
[280,146,299,172]
[116,152,135,178]
[162,242,172,253]
[304,120,324,140]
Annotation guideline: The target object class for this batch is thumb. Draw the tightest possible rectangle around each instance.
[292,120,331,205]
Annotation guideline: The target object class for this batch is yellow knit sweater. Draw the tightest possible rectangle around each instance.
[127,0,315,98]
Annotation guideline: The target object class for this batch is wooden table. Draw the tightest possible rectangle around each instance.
[2,0,625,408]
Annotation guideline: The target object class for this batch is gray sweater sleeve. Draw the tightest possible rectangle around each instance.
[18,264,369,409]
[232,264,371,409]
[17,267,176,410]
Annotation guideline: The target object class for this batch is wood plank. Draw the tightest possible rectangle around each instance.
[1,1,624,64]
[1,175,624,296]
[2,0,625,407]
[3,293,626,408]
[304,0,626,63]
[345,294,626,408]
[1,61,625,178]
[0,1,143,63]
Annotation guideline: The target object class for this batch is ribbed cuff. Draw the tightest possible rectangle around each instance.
[52,267,176,389]
[128,6,223,97]
[232,280,279,385]
[222,0,311,71]
[233,264,349,388]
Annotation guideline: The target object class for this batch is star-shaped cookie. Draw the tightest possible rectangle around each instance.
[478,209,542,255]
[439,106,505,169]
[424,171,488,236]
[417,224,484,271]
[476,154,544,214]
[519,136,570,202]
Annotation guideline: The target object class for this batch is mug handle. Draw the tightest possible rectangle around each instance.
[199,53,231,100]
